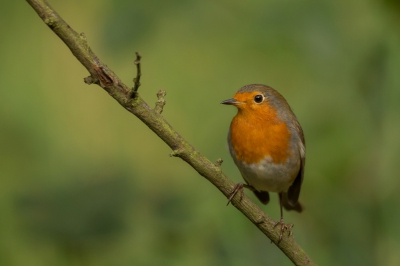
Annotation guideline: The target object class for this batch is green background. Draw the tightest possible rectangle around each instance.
[1,0,400,265]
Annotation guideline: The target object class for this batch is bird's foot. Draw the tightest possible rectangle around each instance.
[273,218,294,243]
[227,183,255,206]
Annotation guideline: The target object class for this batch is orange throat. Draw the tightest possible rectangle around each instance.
[230,107,291,165]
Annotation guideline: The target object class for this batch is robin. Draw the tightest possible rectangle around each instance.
[221,84,305,241]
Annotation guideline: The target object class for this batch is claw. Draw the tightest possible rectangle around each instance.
[227,183,245,206]
[273,218,293,243]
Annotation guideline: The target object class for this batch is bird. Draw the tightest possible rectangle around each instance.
[221,84,305,241]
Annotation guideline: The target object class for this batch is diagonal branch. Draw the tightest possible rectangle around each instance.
[25,1,316,265]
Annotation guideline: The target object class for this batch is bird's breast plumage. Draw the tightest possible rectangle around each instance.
[228,103,301,192]
[229,103,291,165]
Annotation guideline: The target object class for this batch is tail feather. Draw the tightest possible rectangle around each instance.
[281,192,303,212]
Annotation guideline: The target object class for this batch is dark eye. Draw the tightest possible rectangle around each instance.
[254,94,263,103]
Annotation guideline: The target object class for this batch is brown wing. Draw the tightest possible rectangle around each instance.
[287,118,305,207]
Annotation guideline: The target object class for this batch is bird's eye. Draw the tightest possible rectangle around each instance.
[254,94,264,103]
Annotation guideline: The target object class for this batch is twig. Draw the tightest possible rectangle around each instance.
[132,52,142,93]
[25,1,316,265]
[154,90,166,114]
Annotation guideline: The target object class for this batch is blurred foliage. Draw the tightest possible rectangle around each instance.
[1,0,400,265]
[16,174,130,246]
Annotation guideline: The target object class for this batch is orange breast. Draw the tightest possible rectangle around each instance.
[230,105,291,164]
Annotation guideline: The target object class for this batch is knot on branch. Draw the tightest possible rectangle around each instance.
[255,215,266,225]
[79,32,87,42]
[170,148,184,157]
[44,18,55,27]
[84,65,116,87]
[84,76,95,84]
[215,158,223,168]
[93,65,116,87]
[155,90,167,114]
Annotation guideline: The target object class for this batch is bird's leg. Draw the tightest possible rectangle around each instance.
[227,183,255,206]
[274,193,293,243]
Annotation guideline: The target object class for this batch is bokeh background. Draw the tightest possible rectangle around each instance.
[1,0,400,265]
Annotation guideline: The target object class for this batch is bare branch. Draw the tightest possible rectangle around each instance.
[25,1,316,265]
[132,52,142,94]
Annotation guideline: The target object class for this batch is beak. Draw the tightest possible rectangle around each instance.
[221,98,241,105]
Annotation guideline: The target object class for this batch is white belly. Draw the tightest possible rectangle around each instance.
[234,156,300,192]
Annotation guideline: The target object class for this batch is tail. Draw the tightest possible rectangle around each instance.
[253,190,270,205]
[281,192,303,212]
